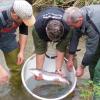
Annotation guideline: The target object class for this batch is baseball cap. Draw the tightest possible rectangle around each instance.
[13,0,35,26]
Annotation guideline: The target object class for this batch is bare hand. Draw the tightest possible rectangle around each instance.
[55,69,64,77]
[34,74,43,80]
[0,65,9,84]
[17,52,24,65]
[76,65,84,77]
[67,59,73,71]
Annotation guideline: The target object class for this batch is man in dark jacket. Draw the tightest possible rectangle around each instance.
[63,5,100,99]
[32,7,71,79]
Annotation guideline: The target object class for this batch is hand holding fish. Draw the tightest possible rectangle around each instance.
[55,69,64,77]
[34,73,43,80]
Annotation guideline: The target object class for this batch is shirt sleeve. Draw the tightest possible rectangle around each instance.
[82,25,99,66]
[69,29,82,54]
[32,27,47,54]
[19,23,28,35]
[56,29,72,52]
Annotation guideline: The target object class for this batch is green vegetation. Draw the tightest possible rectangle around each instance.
[78,80,100,100]
[31,0,100,9]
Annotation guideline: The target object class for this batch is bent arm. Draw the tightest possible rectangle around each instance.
[17,23,28,65]
[19,34,27,53]
[19,23,28,54]
[32,28,47,69]
[68,29,82,67]
[36,54,45,70]
[56,31,72,72]
[69,29,82,54]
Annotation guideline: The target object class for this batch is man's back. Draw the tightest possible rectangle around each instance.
[82,5,100,34]
[35,7,69,41]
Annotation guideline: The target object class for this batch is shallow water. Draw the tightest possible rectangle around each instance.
[0,82,34,100]
[0,83,10,97]
[0,78,73,100]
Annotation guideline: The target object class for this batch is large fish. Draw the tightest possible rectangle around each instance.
[30,69,70,85]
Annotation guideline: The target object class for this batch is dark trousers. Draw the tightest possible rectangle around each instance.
[89,40,100,80]
[89,41,100,100]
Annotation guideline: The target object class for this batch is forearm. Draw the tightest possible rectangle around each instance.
[36,53,45,69]
[19,34,27,53]
[68,54,74,61]
[56,50,64,70]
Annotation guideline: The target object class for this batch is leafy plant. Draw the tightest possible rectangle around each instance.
[78,80,100,100]
[78,80,93,100]
[93,82,100,97]
[54,0,64,4]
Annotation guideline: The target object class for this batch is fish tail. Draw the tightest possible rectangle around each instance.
[59,77,70,85]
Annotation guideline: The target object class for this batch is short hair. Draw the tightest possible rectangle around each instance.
[46,20,64,42]
[26,0,32,4]
[63,7,82,24]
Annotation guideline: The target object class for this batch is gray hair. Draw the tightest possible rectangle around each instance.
[63,7,82,23]
[46,20,64,42]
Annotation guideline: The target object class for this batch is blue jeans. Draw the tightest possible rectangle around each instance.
[0,33,18,52]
